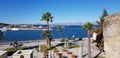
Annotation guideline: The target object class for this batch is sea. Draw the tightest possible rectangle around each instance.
[1,25,95,42]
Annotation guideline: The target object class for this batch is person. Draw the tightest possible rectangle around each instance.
[92,32,98,50]
[72,35,75,40]
[72,35,75,38]
[92,32,98,42]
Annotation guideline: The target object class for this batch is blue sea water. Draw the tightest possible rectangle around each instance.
[1,26,91,42]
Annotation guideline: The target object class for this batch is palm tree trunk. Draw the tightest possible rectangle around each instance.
[60,31,62,38]
[46,21,51,48]
[88,30,91,58]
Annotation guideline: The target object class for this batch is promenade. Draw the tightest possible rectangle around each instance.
[0,38,104,58]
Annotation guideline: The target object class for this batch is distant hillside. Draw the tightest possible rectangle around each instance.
[51,22,97,26]
[0,23,9,26]
[51,22,83,26]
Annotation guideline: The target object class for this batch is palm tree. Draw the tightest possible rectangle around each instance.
[9,41,23,51]
[0,30,4,40]
[96,9,108,27]
[83,22,94,58]
[95,9,108,52]
[41,12,53,48]
[57,26,62,38]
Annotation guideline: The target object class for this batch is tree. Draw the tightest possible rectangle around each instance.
[0,30,4,40]
[96,9,108,27]
[0,23,9,27]
[41,12,53,48]
[57,26,62,38]
[41,30,49,37]
[83,22,94,58]
[10,41,23,50]
[95,9,108,52]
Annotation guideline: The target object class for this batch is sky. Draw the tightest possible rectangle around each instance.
[0,0,120,24]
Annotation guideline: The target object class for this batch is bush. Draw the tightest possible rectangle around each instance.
[17,46,28,50]
[5,48,15,52]
[61,42,79,49]
[60,38,65,42]
[35,45,57,52]
[68,43,80,49]
[5,46,28,56]
[10,41,23,49]
[7,50,16,56]
[40,45,48,52]
[78,37,82,41]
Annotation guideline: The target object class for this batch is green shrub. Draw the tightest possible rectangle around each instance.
[68,43,80,48]
[17,46,28,50]
[40,45,48,52]
[78,37,82,41]
[5,48,16,52]
[5,48,15,56]
[35,45,57,52]
[5,46,27,56]
[60,38,65,42]
[61,42,80,49]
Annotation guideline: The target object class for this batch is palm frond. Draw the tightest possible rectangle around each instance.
[57,26,62,31]
[0,30,4,40]
[83,22,94,30]
[41,12,53,22]
[41,30,48,37]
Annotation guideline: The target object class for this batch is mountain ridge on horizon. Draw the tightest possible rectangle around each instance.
[0,21,97,25]
[51,21,97,25]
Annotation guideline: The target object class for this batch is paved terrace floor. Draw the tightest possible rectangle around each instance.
[0,39,104,58]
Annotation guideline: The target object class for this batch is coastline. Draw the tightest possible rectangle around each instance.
[0,37,89,45]
[0,37,103,58]
[0,38,60,45]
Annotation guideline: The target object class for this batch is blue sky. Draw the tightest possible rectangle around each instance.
[0,0,120,24]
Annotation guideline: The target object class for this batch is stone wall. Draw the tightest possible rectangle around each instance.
[103,12,120,58]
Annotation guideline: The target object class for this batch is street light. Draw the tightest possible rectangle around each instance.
[79,41,83,58]
[38,40,40,52]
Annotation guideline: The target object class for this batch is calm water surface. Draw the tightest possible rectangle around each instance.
[1,26,91,42]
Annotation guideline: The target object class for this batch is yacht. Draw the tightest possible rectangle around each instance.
[11,28,19,31]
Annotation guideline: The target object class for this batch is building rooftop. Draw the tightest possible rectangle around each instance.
[13,50,33,55]
[0,51,7,55]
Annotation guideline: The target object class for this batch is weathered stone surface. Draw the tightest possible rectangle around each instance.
[103,12,120,58]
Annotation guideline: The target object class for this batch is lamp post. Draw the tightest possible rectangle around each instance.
[64,39,67,48]
[51,50,55,58]
[38,40,40,52]
[66,39,69,49]
[81,43,83,58]
[48,50,51,58]
[79,41,83,58]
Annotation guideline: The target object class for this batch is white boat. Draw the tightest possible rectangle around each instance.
[41,28,52,30]
[0,27,7,31]
[11,28,19,31]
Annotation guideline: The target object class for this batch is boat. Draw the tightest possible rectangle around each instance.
[0,27,7,31]
[11,28,19,31]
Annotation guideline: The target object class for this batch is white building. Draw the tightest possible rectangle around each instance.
[0,51,7,58]
[12,50,33,58]
[92,32,98,41]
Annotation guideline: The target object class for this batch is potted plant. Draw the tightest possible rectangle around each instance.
[56,52,60,56]
[62,48,66,52]
[66,51,72,55]
[43,51,48,57]
[71,54,76,58]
